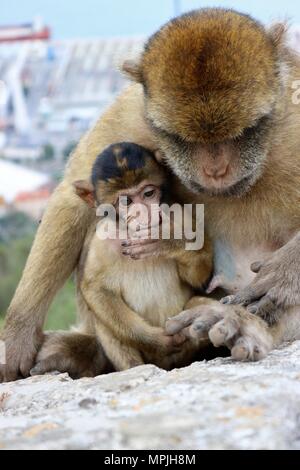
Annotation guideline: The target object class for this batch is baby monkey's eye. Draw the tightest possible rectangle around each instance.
[144,189,155,198]
[119,196,133,206]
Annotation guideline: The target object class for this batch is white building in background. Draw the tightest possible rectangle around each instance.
[14,187,51,220]
[0,36,144,147]
[1,146,41,161]
[0,160,49,203]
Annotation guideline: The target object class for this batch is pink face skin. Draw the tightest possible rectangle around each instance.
[116,181,162,230]
[105,181,163,259]
[188,142,245,194]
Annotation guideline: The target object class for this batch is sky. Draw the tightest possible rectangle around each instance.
[1,0,300,39]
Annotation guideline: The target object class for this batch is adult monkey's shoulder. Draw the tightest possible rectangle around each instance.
[65,84,157,183]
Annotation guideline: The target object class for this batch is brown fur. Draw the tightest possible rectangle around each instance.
[74,227,212,372]
[133,9,286,143]
[95,157,165,204]
[1,8,300,381]
[72,159,213,373]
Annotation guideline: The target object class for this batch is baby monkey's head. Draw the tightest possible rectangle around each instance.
[73,142,167,228]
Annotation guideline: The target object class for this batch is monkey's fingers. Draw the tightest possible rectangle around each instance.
[247,290,279,325]
[0,364,20,383]
[220,283,266,307]
[128,227,152,240]
[208,317,240,348]
[188,311,224,340]
[122,241,159,260]
[171,332,188,346]
[165,307,209,335]
[122,238,156,247]
[251,261,263,273]
[188,304,272,362]
[30,354,62,376]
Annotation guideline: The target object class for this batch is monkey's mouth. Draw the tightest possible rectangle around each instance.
[190,174,254,197]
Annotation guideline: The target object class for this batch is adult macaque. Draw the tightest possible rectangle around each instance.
[32,142,212,376]
[2,8,300,381]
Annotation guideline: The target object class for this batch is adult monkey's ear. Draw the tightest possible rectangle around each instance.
[73,180,96,208]
[121,59,144,83]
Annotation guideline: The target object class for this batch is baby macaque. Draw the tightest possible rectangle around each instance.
[34,142,214,375]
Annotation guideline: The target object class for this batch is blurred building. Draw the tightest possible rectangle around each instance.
[14,186,51,220]
[1,145,41,162]
[0,33,144,153]
[0,159,49,203]
[0,24,144,221]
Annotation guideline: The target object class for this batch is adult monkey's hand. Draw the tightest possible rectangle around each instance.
[0,321,44,381]
[221,233,300,325]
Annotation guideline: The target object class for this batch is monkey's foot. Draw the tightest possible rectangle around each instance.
[165,300,273,361]
[30,331,111,380]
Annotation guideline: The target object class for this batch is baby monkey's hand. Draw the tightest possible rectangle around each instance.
[145,327,187,355]
[121,224,184,261]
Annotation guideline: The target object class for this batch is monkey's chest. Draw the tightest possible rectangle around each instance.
[207,239,276,295]
[121,259,192,327]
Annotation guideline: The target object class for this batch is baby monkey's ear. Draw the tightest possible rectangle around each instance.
[154,150,164,163]
[73,180,96,208]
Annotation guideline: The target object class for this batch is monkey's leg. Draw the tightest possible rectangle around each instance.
[166,299,275,361]
[82,285,184,355]
[177,296,218,348]
[1,183,94,382]
[77,290,144,371]
[155,296,217,370]
[95,322,144,371]
[31,331,113,379]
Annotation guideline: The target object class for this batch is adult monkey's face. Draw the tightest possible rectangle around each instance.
[123,8,287,197]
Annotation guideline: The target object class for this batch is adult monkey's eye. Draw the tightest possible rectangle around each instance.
[119,196,132,206]
[144,189,155,198]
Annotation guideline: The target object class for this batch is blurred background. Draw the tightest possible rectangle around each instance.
[0,0,299,331]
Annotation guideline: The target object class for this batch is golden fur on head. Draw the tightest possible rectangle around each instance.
[123,8,287,143]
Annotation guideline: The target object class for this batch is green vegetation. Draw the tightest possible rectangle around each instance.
[0,212,76,332]
[0,212,36,244]
[63,141,78,162]
[41,143,55,161]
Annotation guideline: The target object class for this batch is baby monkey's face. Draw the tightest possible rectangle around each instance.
[116,180,162,230]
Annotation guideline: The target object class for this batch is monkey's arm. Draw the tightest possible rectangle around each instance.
[221,232,300,325]
[175,239,213,289]
[0,84,154,383]
[123,227,213,289]
[80,284,184,355]
[1,183,94,381]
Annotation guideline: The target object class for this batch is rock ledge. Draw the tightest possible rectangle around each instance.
[1,341,300,450]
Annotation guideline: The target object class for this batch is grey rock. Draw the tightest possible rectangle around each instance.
[1,342,300,450]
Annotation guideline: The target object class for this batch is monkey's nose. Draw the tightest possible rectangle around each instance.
[203,163,229,179]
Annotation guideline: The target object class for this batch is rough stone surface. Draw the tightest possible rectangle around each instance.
[1,341,300,450]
